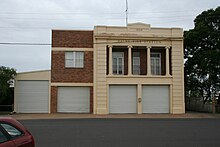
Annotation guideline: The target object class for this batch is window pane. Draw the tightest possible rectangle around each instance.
[112,52,124,75]
[65,52,73,59]
[133,53,140,75]
[75,52,84,68]
[65,59,74,67]
[65,51,84,68]
[113,52,124,58]
[1,123,22,138]
[113,58,117,74]
[118,58,124,75]
[65,52,74,67]
[75,59,83,67]
[133,65,140,75]
[0,130,8,143]
[133,52,140,57]
[75,59,80,67]
[151,53,161,75]
[119,65,123,74]
[76,52,83,59]
[75,52,80,59]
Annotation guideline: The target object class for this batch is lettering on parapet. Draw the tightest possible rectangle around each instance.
[117,40,162,44]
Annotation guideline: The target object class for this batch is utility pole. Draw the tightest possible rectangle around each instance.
[125,0,128,26]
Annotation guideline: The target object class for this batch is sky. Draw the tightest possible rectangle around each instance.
[0,0,219,72]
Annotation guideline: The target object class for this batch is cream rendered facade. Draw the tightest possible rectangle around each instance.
[93,23,185,114]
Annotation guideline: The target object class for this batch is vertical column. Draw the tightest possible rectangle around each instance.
[170,84,173,113]
[108,45,113,75]
[128,45,132,76]
[137,84,142,114]
[166,46,170,76]
[147,46,151,76]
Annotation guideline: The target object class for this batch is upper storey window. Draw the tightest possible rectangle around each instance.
[151,53,161,75]
[65,51,84,68]
[113,52,124,75]
[132,52,140,75]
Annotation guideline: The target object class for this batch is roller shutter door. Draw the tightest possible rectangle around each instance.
[57,87,90,113]
[109,85,137,113]
[16,80,49,113]
[142,86,169,113]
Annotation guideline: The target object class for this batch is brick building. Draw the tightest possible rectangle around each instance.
[14,23,185,114]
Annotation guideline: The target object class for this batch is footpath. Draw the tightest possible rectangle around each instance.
[1,112,220,120]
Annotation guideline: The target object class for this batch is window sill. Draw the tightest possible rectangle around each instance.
[65,67,84,69]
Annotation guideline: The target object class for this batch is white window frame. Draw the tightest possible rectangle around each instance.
[112,52,124,75]
[151,52,161,75]
[132,52,140,75]
[65,51,84,68]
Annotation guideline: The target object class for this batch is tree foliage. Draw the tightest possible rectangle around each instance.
[0,66,16,103]
[184,7,220,103]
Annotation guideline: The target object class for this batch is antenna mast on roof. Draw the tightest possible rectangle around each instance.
[125,0,128,26]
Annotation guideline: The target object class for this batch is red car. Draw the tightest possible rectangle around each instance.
[0,117,35,147]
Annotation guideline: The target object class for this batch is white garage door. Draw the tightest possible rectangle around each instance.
[109,85,137,113]
[142,86,169,113]
[16,80,49,113]
[58,87,90,113]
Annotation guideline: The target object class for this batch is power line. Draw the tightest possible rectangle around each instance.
[0,26,93,29]
[0,42,51,46]
[0,14,201,20]
[0,37,183,46]
[0,9,204,15]
[0,18,193,30]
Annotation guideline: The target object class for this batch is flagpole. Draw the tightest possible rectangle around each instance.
[125,0,128,26]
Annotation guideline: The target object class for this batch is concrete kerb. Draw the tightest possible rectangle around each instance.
[1,112,220,120]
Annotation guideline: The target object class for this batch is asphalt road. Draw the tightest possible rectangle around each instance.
[20,118,220,147]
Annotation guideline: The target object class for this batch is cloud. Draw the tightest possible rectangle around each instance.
[0,0,219,72]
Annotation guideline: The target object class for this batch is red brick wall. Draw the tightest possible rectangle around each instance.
[90,87,93,113]
[52,30,93,48]
[139,49,147,75]
[51,51,93,83]
[51,86,57,113]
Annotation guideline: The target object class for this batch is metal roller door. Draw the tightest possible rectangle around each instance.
[58,87,90,113]
[16,80,49,113]
[109,85,137,113]
[142,86,169,113]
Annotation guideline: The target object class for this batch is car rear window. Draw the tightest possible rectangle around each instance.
[1,123,23,138]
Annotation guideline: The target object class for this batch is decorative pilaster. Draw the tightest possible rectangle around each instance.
[166,46,170,76]
[128,45,132,76]
[147,46,151,76]
[108,45,113,75]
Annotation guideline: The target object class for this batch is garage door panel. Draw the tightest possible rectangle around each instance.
[142,86,169,113]
[58,87,90,113]
[16,81,49,113]
[109,85,137,113]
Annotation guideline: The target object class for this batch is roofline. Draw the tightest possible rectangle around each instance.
[52,29,93,31]
[18,69,51,74]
